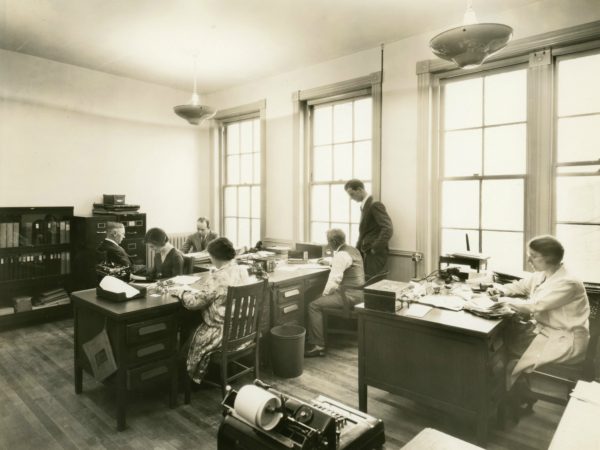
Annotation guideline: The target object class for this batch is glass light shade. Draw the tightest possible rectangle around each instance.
[173,104,216,125]
[430,23,513,69]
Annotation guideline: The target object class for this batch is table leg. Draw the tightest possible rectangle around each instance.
[359,383,368,412]
[117,381,127,431]
[74,362,83,394]
[169,359,178,409]
[73,305,82,394]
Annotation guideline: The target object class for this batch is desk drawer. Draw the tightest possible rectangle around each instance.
[127,338,175,366]
[127,315,175,344]
[127,359,173,390]
[275,283,304,304]
[305,273,328,290]
[273,301,303,326]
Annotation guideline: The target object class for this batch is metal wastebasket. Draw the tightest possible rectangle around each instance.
[270,324,305,378]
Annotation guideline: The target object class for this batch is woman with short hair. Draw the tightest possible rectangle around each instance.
[172,237,250,384]
[490,235,590,410]
[144,227,184,280]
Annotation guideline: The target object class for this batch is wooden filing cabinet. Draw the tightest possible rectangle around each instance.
[72,289,179,431]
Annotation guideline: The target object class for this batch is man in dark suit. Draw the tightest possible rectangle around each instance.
[182,217,218,253]
[96,222,132,267]
[345,179,393,278]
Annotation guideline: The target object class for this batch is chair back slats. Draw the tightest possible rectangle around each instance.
[222,280,266,352]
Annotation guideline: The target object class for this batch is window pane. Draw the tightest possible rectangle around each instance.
[313,106,332,146]
[556,176,600,222]
[444,129,482,177]
[313,145,332,181]
[251,186,260,219]
[333,102,352,142]
[240,121,253,154]
[557,115,600,163]
[484,69,527,125]
[240,154,253,184]
[483,124,526,175]
[226,123,239,155]
[253,119,260,152]
[251,219,261,246]
[444,78,482,130]
[482,231,523,271]
[354,141,371,180]
[556,224,600,283]
[238,218,250,248]
[238,186,250,218]
[253,153,261,183]
[225,218,237,246]
[331,184,350,222]
[227,155,239,184]
[481,179,524,230]
[331,222,350,241]
[350,223,359,247]
[354,98,372,140]
[350,199,361,222]
[333,143,352,181]
[558,53,600,117]
[441,229,480,255]
[441,180,479,228]
[311,185,329,222]
[311,222,330,244]
[224,187,237,217]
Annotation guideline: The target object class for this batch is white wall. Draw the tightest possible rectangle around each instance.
[0,49,209,233]
[205,0,600,260]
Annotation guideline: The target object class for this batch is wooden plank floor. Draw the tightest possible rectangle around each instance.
[0,319,564,449]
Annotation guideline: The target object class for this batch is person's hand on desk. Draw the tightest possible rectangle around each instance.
[317,257,332,266]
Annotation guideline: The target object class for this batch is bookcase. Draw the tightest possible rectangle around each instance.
[0,206,74,328]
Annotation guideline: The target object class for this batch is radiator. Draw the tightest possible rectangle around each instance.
[146,232,191,268]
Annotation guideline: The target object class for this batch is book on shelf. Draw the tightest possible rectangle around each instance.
[0,222,6,248]
[12,223,19,248]
[6,222,13,247]
[32,297,70,309]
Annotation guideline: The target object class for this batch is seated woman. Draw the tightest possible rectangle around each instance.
[490,235,589,410]
[171,237,249,384]
[145,227,184,280]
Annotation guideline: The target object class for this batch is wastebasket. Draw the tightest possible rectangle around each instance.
[270,324,305,378]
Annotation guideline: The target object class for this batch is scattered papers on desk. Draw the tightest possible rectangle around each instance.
[99,276,140,299]
[463,295,515,319]
[277,263,325,272]
[406,304,432,318]
[570,381,600,406]
[168,275,201,285]
[130,274,147,281]
[416,295,464,311]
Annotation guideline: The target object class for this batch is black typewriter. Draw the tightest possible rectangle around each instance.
[217,380,385,450]
[95,262,131,283]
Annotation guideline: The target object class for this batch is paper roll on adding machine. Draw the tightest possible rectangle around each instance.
[218,380,385,450]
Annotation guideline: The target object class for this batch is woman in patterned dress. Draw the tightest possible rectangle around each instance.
[172,237,249,384]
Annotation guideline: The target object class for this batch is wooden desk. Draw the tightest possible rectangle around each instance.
[356,300,505,445]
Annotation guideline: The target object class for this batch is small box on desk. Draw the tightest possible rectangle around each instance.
[363,290,396,312]
[103,194,125,205]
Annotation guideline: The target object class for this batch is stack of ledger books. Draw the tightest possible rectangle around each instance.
[33,288,70,308]
[92,203,140,215]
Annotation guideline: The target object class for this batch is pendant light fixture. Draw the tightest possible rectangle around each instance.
[429,0,513,69]
[174,56,216,125]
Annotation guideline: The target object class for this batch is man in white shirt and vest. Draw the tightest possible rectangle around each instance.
[305,228,365,357]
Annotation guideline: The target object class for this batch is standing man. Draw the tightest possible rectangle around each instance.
[96,222,132,267]
[305,229,365,357]
[344,179,393,278]
[182,217,218,253]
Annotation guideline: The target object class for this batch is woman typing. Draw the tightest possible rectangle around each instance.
[489,235,589,412]
[171,237,249,384]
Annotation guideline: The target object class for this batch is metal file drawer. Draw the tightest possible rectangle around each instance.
[127,359,173,390]
[126,315,176,344]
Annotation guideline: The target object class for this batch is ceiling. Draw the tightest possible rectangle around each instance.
[0,0,536,94]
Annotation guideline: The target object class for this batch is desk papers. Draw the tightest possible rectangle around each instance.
[570,381,600,406]
[168,275,201,285]
[416,295,464,311]
[406,304,432,318]
[99,276,140,299]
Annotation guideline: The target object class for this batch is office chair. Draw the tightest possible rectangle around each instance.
[321,271,389,346]
[182,279,267,401]
[182,255,194,275]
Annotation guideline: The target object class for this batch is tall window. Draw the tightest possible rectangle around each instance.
[555,51,600,283]
[309,96,372,244]
[440,68,527,270]
[223,117,261,249]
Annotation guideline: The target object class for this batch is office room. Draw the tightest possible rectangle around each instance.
[1,0,600,448]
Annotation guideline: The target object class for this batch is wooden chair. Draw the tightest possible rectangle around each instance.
[183,279,266,401]
[322,271,389,346]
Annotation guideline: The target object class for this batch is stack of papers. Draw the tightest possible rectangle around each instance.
[186,251,211,262]
[168,275,201,285]
[571,381,600,405]
[100,276,141,299]
[416,295,464,311]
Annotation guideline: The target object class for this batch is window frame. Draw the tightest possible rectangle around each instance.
[296,72,382,243]
[214,100,266,248]
[416,22,600,279]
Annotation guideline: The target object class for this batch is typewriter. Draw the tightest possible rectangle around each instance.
[217,380,385,450]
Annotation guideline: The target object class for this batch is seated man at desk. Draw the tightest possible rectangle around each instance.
[96,221,132,267]
[145,227,184,279]
[182,217,218,253]
[305,229,365,357]
[489,235,590,415]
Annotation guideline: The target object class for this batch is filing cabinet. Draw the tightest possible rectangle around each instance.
[271,280,304,326]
